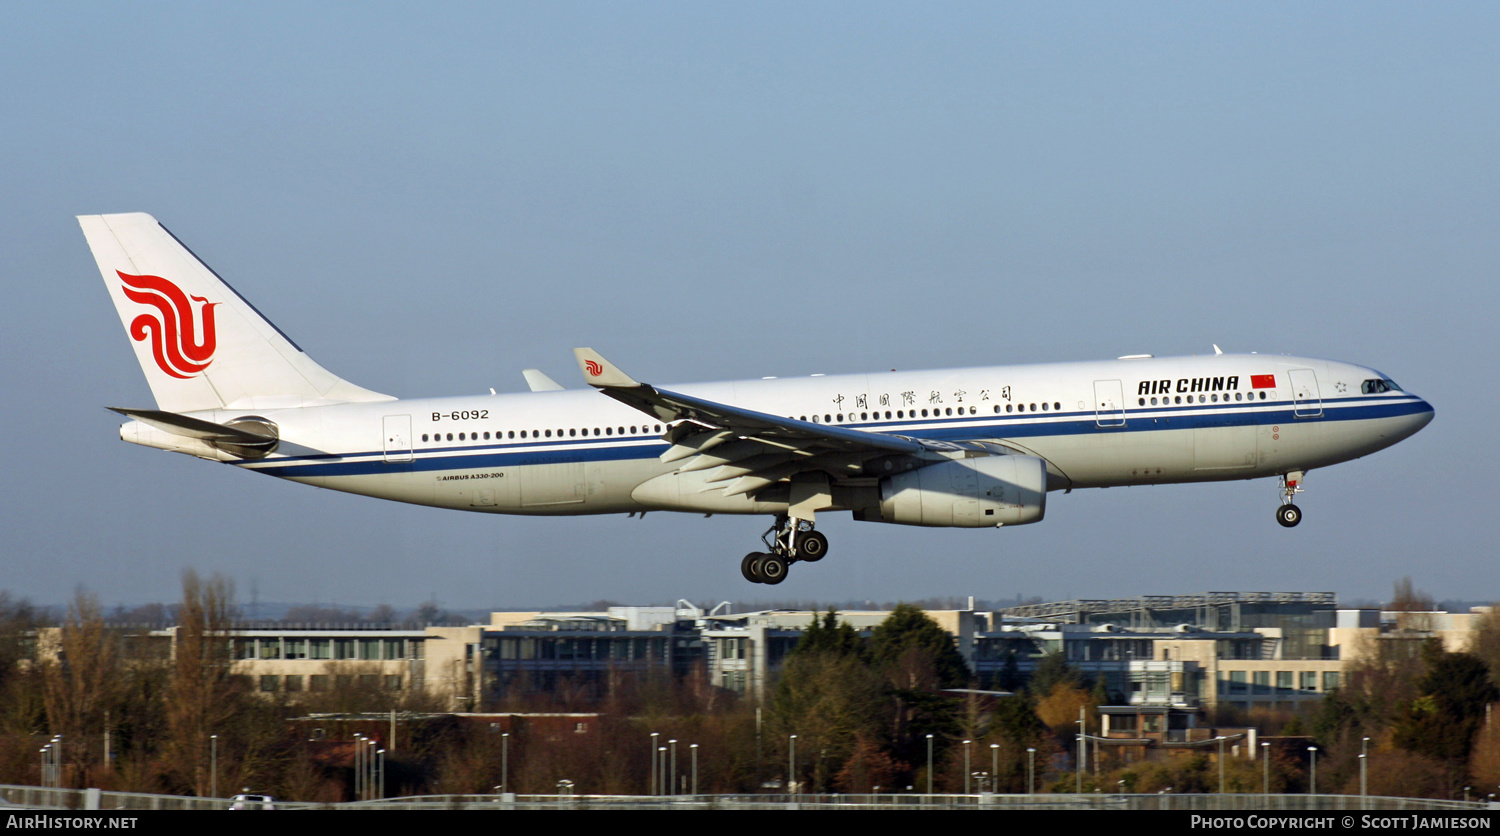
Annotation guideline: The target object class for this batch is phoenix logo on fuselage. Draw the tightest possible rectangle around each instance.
[118,270,218,379]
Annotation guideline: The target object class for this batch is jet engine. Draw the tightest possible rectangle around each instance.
[865,454,1047,527]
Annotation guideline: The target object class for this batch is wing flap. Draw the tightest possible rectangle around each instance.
[573,349,965,499]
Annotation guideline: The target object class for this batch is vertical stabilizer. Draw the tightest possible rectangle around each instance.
[80,213,393,412]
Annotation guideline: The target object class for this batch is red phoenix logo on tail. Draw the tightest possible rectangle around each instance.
[585,359,603,377]
[118,271,219,379]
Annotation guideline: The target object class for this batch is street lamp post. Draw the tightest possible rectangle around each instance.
[963,740,971,794]
[1076,708,1085,793]
[690,744,699,796]
[501,733,509,795]
[669,739,678,796]
[990,744,999,792]
[1216,736,1226,794]
[926,734,934,795]
[649,733,659,796]
[1361,737,1371,805]
[1027,747,1036,795]
[1308,746,1318,795]
[1261,741,1270,796]
[788,735,797,797]
[211,735,218,799]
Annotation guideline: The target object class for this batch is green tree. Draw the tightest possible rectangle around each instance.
[868,604,969,689]
[770,614,885,792]
[1027,650,1089,698]
[1470,604,1500,690]
[1392,640,1498,772]
[772,654,886,790]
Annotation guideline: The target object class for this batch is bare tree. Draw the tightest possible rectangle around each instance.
[41,591,120,786]
[163,570,238,795]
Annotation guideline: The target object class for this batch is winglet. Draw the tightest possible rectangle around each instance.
[522,369,566,392]
[573,348,641,388]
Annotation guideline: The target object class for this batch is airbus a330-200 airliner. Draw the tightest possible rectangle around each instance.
[81,213,1435,584]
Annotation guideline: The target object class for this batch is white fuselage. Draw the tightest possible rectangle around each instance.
[125,352,1433,520]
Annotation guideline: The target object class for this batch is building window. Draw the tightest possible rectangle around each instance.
[259,675,279,693]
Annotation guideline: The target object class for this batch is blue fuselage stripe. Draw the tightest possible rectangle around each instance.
[241,396,1431,479]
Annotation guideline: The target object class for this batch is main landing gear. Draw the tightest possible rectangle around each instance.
[1276,471,1305,528]
[741,515,829,584]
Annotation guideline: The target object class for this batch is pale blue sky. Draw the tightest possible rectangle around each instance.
[2,3,1495,609]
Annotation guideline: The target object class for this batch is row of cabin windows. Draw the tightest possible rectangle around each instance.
[801,406,982,423]
[994,402,1062,414]
[423,403,1081,442]
[798,403,1065,423]
[419,395,1206,442]
[1138,391,1270,407]
[423,424,666,444]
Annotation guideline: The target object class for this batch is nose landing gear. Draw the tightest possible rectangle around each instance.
[1276,471,1305,528]
[741,515,830,584]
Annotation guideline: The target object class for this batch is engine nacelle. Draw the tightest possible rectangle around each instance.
[870,455,1047,527]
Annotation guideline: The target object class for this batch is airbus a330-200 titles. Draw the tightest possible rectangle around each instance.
[81,213,1435,584]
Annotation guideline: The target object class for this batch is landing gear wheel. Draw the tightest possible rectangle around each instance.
[741,552,766,583]
[1276,504,1302,528]
[759,555,789,585]
[795,530,829,562]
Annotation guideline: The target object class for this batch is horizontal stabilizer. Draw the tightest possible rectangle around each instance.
[108,407,278,458]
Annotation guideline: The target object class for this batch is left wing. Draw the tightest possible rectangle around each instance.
[573,348,984,498]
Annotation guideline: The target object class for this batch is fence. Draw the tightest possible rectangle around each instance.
[2,784,1495,811]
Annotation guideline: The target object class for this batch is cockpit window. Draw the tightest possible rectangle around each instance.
[1361,379,1402,394]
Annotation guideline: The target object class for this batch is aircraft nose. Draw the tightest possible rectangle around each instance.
[1414,396,1435,428]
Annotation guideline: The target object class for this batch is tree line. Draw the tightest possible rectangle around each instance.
[1,577,1498,800]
